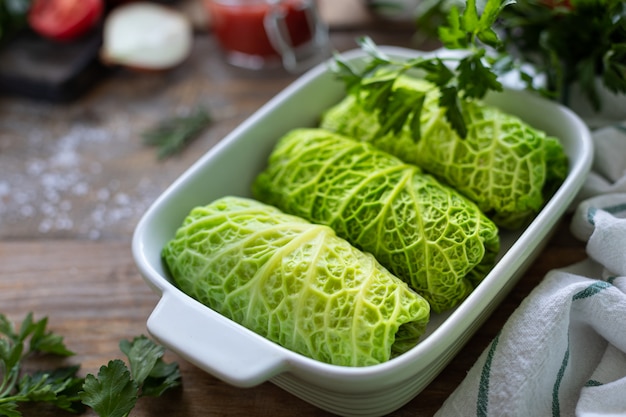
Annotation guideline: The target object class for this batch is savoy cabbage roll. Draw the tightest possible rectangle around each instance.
[162,196,430,367]
[252,128,500,313]
[320,76,569,229]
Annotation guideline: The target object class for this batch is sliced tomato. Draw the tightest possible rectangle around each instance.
[28,0,104,41]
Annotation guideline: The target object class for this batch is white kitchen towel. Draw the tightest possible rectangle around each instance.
[572,124,626,206]
[435,123,626,417]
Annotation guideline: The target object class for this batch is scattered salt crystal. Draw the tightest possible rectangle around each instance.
[43,188,60,203]
[0,181,9,197]
[55,216,73,230]
[89,162,102,175]
[38,218,53,233]
[71,182,89,195]
[1,119,160,239]
[26,159,46,176]
[114,192,130,206]
[19,205,34,217]
[90,204,106,224]
[88,229,101,240]
[108,206,134,222]
[50,149,79,168]
[13,190,32,205]
[59,200,72,211]
[97,188,111,201]
[108,179,121,192]
[40,202,57,217]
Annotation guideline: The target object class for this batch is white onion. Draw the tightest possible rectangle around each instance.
[101,2,193,71]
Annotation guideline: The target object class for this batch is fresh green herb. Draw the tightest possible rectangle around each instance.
[414,0,465,43]
[0,313,84,417]
[142,106,212,159]
[0,0,31,43]
[418,0,626,111]
[332,0,514,139]
[498,0,626,110]
[80,335,181,417]
[1,313,181,417]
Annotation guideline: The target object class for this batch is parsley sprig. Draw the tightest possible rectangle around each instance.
[332,0,515,140]
[81,336,182,417]
[498,0,626,110]
[0,313,181,417]
[142,106,212,160]
[0,313,83,417]
[418,0,626,112]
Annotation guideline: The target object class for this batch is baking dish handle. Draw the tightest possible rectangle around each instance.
[146,292,288,388]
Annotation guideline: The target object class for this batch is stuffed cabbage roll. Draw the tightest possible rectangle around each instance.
[253,129,500,312]
[320,76,568,229]
[162,196,430,367]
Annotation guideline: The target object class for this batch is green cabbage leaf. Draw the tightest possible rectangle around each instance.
[162,196,430,367]
[253,129,500,312]
[320,76,569,229]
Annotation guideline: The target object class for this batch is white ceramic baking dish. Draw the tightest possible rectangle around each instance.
[132,46,593,417]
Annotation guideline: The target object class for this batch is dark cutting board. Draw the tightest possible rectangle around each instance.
[0,29,109,102]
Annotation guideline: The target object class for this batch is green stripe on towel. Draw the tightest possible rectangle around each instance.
[477,333,500,417]
[584,380,604,387]
[614,124,626,135]
[587,204,626,225]
[573,281,611,300]
[552,340,569,417]
[553,281,612,415]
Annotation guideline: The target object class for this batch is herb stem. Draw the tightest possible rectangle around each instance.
[142,106,212,159]
[0,367,18,398]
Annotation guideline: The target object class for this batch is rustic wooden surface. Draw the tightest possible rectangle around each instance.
[0,5,588,416]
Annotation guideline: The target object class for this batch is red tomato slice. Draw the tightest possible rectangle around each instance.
[28,0,104,41]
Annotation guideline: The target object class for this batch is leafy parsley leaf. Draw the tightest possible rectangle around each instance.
[0,401,21,417]
[140,360,182,398]
[439,85,467,138]
[80,335,181,417]
[457,50,502,98]
[17,366,85,412]
[602,44,626,95]
[81,360,138,417]
[439,6,466,48]
[331,51,363,93]
[0,313,83,416]
[119,335,181,397]
[119,336,164,387]
[1,313,181,417]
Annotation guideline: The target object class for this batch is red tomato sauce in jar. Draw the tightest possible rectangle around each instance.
[206,0,314,58]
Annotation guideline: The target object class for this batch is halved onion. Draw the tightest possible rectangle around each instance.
[101,2,193,71]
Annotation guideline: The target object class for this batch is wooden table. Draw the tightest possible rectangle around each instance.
[0,10,587,417]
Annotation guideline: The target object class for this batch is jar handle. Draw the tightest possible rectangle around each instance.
[264,1,328,73]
